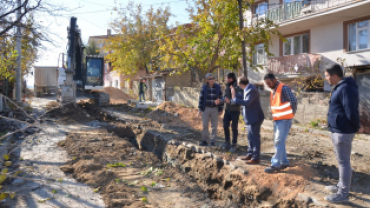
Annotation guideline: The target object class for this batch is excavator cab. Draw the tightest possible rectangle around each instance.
[85,56,104,90]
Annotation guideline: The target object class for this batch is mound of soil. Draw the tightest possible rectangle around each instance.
[101,87,133,101]
[45,100,103,123]
[147,101,225,131]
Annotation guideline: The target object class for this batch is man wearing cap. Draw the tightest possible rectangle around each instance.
[198,73,223,146]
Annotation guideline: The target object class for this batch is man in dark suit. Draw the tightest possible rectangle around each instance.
[225,76,264,164]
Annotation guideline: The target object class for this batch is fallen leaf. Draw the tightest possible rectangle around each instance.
[10,192,15,199]
[1,168,8,174]
[4,161,12,166]
[38,198,51,203]
[0,193,8,201]
[3,154,9,161]
[93,188,100,193]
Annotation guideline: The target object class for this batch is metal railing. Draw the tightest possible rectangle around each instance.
[250,0,364,25]
[267,53,322,74]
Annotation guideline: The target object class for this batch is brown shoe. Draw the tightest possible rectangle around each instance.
[246,159,260,165]
[240,155,252,160]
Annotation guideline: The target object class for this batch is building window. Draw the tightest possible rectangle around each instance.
[253,1,268,16]
[253,44,267,65]
[283,33,309,56]
[348,20,369,51]
[114,80,119,88]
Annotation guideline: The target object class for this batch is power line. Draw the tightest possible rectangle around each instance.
[78,16,107,30]
[77,0,186,9]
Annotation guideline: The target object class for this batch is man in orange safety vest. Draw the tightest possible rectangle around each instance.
[264,73,297,173]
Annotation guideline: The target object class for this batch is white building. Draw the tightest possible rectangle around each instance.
[245,0,370,91]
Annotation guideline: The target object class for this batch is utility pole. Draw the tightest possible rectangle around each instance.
[238,0,248,77]
[15,0,22,102]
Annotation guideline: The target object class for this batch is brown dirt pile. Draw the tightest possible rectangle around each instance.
[147,101,225,131]
[101,87,133,102]
[58,127,233,208]
[45,100,104,123]
[165,144,312,207]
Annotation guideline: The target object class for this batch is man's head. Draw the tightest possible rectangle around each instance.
[238,76,250,89]
[325,64,344,86]
[226,72,237,84]
[205,73,215,86]
[264,73,278,89]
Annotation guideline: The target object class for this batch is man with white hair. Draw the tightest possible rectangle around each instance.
[198,73,223,146]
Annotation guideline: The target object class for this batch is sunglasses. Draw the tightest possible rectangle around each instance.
[208,78,215,80]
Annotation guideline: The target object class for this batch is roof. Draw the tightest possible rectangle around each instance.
[346,64,370,70]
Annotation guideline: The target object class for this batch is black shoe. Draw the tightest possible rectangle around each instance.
[264,166,280,173]
[280,164,290,170]
[199,141,208,146]
[210,141,215,146]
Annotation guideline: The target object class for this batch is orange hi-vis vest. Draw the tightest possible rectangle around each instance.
[270,82,294,120]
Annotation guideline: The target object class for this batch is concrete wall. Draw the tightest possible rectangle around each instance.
[310,21,370,67]
[166,86,330,124]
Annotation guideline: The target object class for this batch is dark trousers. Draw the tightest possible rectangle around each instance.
[246,119,263,160]
[139,92,145,102]
[223,110,240,145]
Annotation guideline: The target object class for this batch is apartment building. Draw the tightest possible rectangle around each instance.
[244,0,370,91]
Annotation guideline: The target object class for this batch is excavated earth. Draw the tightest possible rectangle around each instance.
[47,102,370,208]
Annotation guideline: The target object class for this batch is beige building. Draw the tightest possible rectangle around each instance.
[244,0,370,91]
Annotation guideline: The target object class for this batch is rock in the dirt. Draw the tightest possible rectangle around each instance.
[60,165,74,173]
[174,113,179,117]
[298,193,312,203]
[8,111,13,118]
[12,178,26,187]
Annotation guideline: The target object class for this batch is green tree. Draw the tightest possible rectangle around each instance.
[103,1,172,75]
[158,0,280,80]
[85,40,100,55]
[0,14,40,82]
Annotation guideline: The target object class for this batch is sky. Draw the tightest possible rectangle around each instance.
[27,0,190,87]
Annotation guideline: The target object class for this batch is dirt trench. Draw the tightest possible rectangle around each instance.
[58,120,311,208]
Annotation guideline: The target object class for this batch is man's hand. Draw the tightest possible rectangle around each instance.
[218,111,223,116]
[358,125,364,134]
[214,99,220,105]
[225,97,231,104]
[197,111,202,118]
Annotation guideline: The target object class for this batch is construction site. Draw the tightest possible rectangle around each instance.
[0,90,369,208]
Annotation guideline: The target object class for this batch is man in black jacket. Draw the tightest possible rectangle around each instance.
[217,73,242,152]
[324,64,363,203]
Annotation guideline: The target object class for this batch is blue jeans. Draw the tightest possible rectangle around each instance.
[223,110,240,145]
[271,119,292,168]
[246,119,264,160]
[139,92,145,102]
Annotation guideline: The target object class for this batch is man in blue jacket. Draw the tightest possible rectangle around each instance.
[225,76,264,164]
[324,64,362,203]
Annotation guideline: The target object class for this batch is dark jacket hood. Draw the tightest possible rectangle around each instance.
[336,77,358,89]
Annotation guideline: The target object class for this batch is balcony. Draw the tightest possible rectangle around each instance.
[249,0,363,26]
[267,53,322,74]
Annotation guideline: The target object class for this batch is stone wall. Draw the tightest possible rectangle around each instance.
[165,71,192,88]
[166,86,331,124]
